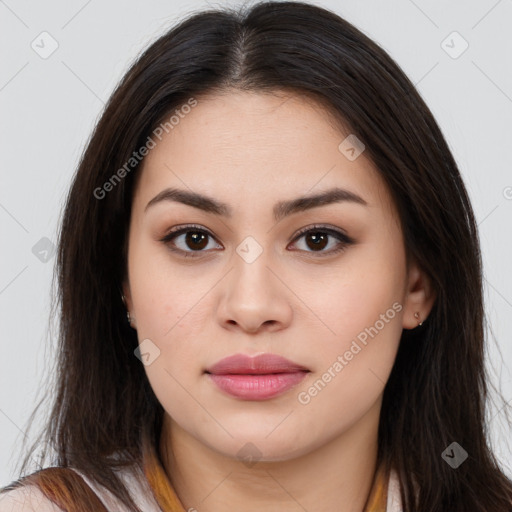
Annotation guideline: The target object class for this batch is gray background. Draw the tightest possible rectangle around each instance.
[1,0,511,486]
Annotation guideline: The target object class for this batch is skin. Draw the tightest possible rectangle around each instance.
[122,90,435,512]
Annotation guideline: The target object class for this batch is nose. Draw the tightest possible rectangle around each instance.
[216,248,293,334]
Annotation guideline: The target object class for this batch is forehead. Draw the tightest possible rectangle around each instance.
[133,90,396,220]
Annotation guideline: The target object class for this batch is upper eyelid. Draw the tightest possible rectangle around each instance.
[161,224,216,241]
[162,223,350,241]
[291,224,352,242]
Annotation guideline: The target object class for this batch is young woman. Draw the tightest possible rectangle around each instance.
[1,1,511,511]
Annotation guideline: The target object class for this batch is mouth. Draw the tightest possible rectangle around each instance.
[205,353,310,400]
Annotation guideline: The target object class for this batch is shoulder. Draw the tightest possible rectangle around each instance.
[71,463,161,511]
[1,461,160,512]
[0,485,63,512]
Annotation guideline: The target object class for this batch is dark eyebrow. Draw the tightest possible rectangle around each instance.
[144,186,367,222]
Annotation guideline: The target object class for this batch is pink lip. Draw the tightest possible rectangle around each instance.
[205,353,309,400]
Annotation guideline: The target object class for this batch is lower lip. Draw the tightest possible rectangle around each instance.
[207,372,308,400]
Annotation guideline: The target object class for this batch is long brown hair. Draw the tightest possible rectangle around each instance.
[2,2,511,510]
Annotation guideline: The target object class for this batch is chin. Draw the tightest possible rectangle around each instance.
[204,430,312,464]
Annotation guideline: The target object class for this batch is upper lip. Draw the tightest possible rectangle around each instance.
[206,353,309,375]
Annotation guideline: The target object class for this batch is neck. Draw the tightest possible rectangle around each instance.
[159,398,382,512]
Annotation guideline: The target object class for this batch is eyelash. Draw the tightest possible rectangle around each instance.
[159,223,354,258]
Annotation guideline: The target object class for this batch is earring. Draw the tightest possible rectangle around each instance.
[414,312,423,326]
[121,294,132,325]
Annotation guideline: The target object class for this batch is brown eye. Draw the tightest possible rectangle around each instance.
[160,224,353,259]
[289,225,354,256]
[160,225,222,257]
[303,231,329,251]
[184,231,208,250]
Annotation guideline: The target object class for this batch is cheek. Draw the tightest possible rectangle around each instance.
[300,241,405,348]
[295,296,403,440]
[128,236,206,336]
[294,234,405,404]
[127,240,213,399]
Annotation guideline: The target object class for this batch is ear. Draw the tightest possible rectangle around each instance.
[402,261,436,330]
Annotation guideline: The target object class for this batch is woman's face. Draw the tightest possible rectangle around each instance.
[123,90,432,461]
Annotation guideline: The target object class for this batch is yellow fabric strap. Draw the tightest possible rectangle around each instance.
[362,462,389,511]
[143,438,187,511]
[143,440,389,511]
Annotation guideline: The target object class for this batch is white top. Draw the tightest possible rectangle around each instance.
[387,468,403,512]
[0,463,161,512]
[0,465,404,511]
[71,465,162,511]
